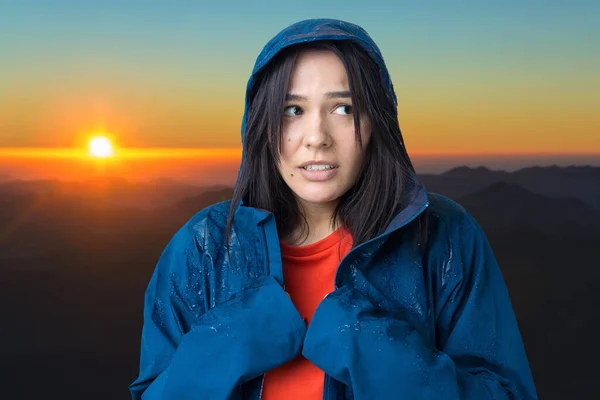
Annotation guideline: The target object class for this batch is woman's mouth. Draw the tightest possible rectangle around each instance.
[298,164,339,181]
[301,164,336,171]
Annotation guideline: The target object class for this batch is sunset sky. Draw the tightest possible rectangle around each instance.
[1,1,598,182]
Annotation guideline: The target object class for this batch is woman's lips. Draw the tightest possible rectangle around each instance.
[299,166,339,182]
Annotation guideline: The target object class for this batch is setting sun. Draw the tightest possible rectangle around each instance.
[88,136,115,158]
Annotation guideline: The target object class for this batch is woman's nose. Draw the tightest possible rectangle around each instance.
[303,113,332,148]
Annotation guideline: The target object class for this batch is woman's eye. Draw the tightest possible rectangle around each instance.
[334,105,353,115]
[284,106,302,116]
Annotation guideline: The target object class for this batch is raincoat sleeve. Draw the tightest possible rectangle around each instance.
[303,213,538,399]
[129,223,307,400]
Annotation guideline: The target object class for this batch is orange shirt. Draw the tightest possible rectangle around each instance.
[261,228,353,400]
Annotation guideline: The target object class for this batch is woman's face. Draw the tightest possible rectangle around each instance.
[277,49,371,208]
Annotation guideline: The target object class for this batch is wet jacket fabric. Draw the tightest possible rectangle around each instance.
[129,18,538,400]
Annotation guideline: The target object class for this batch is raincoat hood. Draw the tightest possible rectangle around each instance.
[240,18,398,148]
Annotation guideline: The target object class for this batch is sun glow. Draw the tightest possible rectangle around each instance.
[88,136,115,158]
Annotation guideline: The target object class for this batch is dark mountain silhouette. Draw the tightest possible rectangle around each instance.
[418,166,510,200]
[456,181,600,236]
[0,176,210,210]
[511,165,600,208]
[166,187,234,216]
[0,185,235,261]
[418,165,600,209]
[1,165,599,399]
[442,165,511,182]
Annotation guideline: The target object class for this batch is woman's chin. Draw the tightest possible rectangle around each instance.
[295,190,343,206]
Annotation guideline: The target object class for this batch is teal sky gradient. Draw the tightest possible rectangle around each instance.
[1,0,598,151]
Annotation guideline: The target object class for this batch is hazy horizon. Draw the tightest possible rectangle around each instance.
[1,152,598,186]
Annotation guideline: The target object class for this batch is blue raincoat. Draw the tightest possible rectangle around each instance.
[129,18,538,399]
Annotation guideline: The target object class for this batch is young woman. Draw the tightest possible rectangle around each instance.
[130,18,538,400]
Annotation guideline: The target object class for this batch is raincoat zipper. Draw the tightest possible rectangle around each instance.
[323,374,331,400]
[259,221,271,281]
[258,375,265,399]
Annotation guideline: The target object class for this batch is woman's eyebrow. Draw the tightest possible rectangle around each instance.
[326,90,351,99]
[285,91,352,101]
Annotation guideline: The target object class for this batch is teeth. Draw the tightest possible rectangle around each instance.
[303,165,334,171]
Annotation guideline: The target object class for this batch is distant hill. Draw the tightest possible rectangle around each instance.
[0,177,208,210]
[510,165,600,207]
[166,187,234,216]
[418,165,600,209]
[456,181,600,236]
[0,184,235,261]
